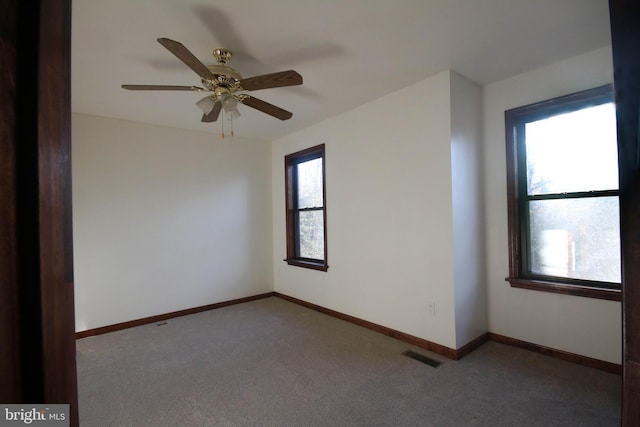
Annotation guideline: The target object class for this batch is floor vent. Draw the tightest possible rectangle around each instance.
[402,350,442,368]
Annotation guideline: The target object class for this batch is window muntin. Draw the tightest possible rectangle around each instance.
[285,144,328,271]
[505,84,621,299]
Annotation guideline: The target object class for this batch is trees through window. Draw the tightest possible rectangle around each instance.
[285,144,328,271]
[505,85,621,300]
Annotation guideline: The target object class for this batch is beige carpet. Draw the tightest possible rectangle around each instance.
[77,297,621,426]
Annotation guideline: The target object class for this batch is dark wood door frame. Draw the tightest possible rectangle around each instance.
[0,0,78,425]
[609,1,640,425]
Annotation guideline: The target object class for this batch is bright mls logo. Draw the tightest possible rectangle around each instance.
[0,405,68,426]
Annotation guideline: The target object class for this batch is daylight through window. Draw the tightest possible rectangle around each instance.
[505,84,621,300]
[285,144,328,271]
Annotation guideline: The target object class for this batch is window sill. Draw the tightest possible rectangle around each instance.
[284,258,329,272]
[506,277,621,301]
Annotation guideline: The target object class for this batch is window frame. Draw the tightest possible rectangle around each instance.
[504,84,621,301]
[284,144,328,271]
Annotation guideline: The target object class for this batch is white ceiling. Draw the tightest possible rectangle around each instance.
[72,0,611,141]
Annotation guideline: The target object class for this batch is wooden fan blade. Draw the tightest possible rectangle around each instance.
[241,96,293,120]
[239,70,302,91]
[157,38,216,80]
[121,84,205,91]
[201,101,222,122]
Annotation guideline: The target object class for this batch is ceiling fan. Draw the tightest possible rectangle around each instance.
[122,38,303,124]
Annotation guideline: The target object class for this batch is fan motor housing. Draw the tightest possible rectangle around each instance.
[206,64,242,81]
[202,64,241,91]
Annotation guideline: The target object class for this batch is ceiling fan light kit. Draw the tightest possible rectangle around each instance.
[220,93,240,117]
[196,96,217,115]
[122,38,303,137]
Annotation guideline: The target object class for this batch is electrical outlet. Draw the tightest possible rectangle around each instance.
[427,301,436,317]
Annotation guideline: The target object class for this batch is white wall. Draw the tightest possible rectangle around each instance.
[483,46,622,363]
[72,114,273,331]
[272,70,473,350]
[450,71,486,348]
[73,46,621,364]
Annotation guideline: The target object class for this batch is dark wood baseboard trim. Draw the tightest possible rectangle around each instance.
[457,332,490,359]
[75,292,276,339]
[488,332,622,374]
[274,292,485,360]
[75,292,619,374]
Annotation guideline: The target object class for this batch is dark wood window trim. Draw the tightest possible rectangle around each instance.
[506,278,621,301]
[284,144,328,271]
[505,84,621,302]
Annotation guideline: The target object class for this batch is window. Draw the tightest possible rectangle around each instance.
[505,84,621,300]
[284,144,328,271]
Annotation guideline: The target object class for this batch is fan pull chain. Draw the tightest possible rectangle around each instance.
[220,111,236,139]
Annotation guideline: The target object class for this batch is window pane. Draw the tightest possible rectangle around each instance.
[298,210,324,259]
[525,103,618,195]
[297,158,323,209]
[528,197,621,283]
